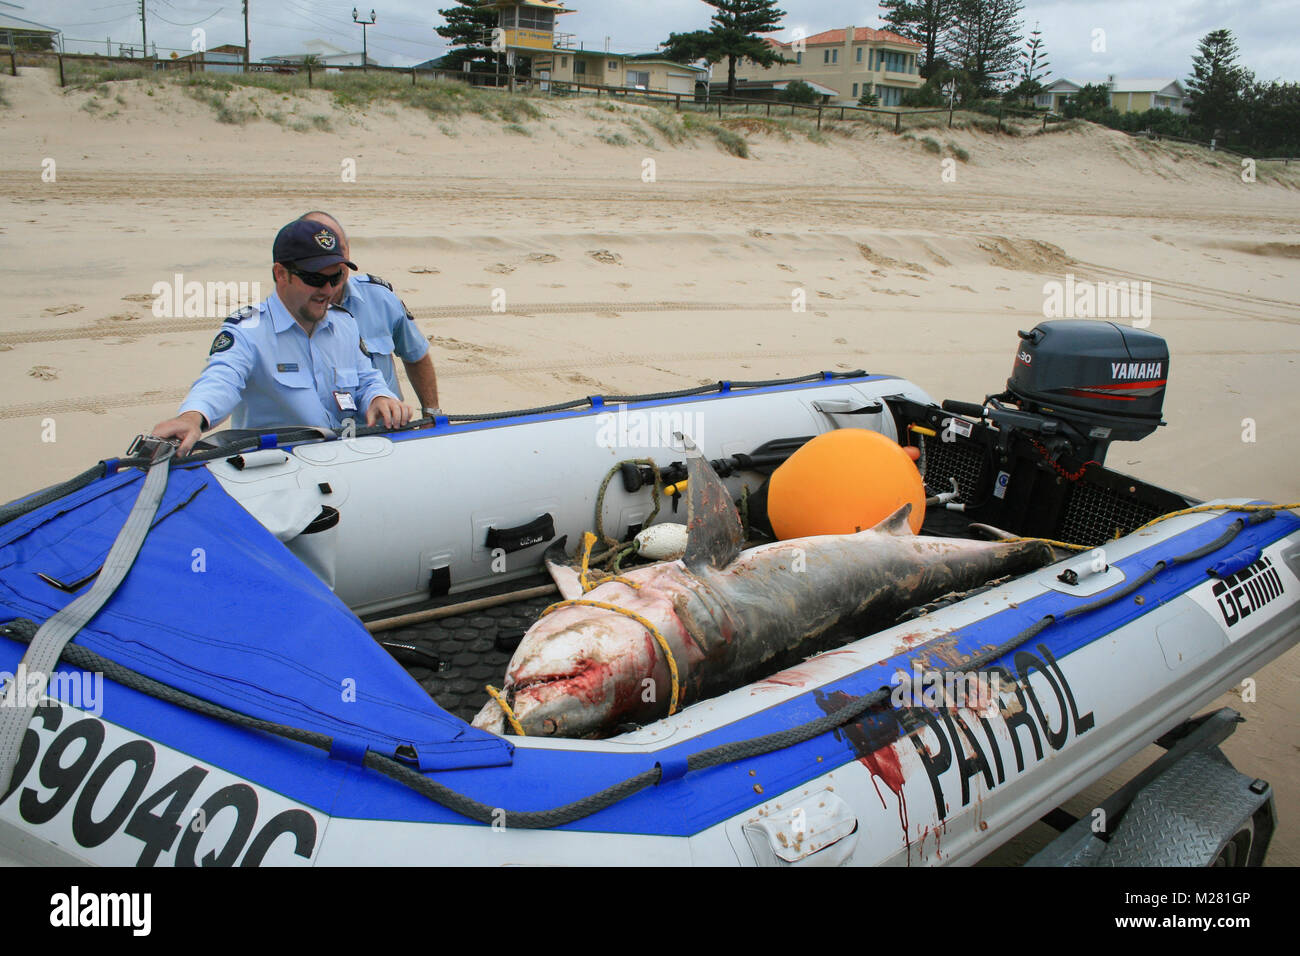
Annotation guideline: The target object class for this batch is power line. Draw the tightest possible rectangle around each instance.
[147,6,225,27]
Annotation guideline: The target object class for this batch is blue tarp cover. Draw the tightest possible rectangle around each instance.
[0,467,513,772]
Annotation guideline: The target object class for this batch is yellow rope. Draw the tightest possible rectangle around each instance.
[539,598,681,715]
[577,531,641,592]
[485,684,526,736]
[1001,503,1300,552]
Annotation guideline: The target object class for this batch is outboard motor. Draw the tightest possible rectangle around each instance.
[999,320,1168,465]
[891,320,1185,546]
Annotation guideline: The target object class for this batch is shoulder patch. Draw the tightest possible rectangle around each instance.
[402,301,415,322]
[226,305,257,325]
[359,337,372,358]
[365,274,393,292]
[210,331,235,355]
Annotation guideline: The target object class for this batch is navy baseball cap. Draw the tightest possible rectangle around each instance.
[273,220,358,272]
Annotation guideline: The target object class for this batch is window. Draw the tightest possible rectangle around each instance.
[877,85,902,106]
[832,49,838,64]
[627,70,649,89]
[856,47,862,63]
[882,51,908,73]
[823,50,830,64]
[853,83,859,97]
[561,56,568,69]
[796,51,802,65]
[516,8,555,31]
[608,60,619,71]
[574,59,586,75]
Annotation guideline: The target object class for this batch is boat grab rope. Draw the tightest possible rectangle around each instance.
[484,685,526,736]
[0,510,1279,830]
[1002,502,1300,553]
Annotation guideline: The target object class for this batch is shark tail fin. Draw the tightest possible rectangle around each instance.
[678,433,744,571]
[543,535,584,600]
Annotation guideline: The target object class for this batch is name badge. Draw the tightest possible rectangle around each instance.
[277,363,299,373]
[333,390,357,413]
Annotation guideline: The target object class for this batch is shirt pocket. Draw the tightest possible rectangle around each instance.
[333,367,359,390]
[272,366,315,391]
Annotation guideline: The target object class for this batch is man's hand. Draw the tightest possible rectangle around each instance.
[366,396,412,429]
[151,411,206,456]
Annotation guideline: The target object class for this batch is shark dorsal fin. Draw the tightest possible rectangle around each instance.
[679,434,744,571]
[543,535,584,600]
[870,504,915,536]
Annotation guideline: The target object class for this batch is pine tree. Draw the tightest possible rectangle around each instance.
[662,0,788,98]
[1007,22,1049,103]
[435,0,499,72]
[1186,29,1247,139]
[945,0,1024,98]
[880,0,956,78]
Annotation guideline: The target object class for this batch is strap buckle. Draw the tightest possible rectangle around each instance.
[125,434,180,463]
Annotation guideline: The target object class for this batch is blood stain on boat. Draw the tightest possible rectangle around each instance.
[860,744,909,861]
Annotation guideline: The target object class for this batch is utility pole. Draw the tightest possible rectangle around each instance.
[243,0,250,72]
[139,0,147,59]
[352,8,375,71]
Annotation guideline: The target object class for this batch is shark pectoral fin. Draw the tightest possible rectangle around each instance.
[544,535,584,601]
[677,433,744,571]
[870,503,914,536]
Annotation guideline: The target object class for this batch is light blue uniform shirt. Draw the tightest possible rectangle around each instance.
[341,274,429,400]
[179,293,397,431]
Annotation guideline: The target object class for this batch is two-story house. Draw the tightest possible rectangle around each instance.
[730,26,925,106]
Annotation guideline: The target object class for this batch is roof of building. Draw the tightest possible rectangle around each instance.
[486,0,575,12]
[1108,78,1184,94]
[720,78,841,97]
[764,27,920,49]
[1043,77,1185,95]
[625,53,708,72]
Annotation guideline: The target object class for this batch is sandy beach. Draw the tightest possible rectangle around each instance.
[1,67,1297,863]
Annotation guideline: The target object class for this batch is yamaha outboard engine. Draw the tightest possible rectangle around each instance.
[1000,320,1168,464]
[887,320,1185,546]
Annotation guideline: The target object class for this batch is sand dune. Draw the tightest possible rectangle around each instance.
[1,66,1298,864]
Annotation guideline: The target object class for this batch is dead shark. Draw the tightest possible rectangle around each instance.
[473,438,1056,738]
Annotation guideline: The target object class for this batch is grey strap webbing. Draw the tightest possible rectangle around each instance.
[0,444,174,789]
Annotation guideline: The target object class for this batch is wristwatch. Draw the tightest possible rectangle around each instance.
[423,407,443,418]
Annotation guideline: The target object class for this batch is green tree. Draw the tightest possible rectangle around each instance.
[945,0,1024,97]
[435,0,499,72]
[661,0,788,98]
[880,0,956,78]
[1186,28,1247,139]
[1008,23,1049,103]
[1061,82,1111,119]
[780,79,818,103]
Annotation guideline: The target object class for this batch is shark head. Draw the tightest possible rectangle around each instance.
[478,602,664,738]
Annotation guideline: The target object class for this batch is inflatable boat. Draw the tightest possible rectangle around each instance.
[0,321,1296,866]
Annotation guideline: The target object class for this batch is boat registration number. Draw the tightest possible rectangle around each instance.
[0,697,325,866]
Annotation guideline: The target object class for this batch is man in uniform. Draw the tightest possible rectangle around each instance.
[298,211,441,416]
[151,220,411,455]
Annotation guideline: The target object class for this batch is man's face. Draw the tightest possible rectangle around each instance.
[275,262,348,328]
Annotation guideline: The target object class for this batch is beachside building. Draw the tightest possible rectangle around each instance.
[261,39,382,69]
[171,44,246,73]
[729,27,925,106]
[1037,77,1188,114]
[0,2,60,50]
[484,1,708,95]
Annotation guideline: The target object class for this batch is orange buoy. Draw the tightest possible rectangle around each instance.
[768,429,926,538]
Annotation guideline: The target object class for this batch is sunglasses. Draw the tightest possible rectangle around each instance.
[286,265,348,288]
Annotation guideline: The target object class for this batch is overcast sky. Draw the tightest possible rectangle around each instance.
[29,0,1299,82]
